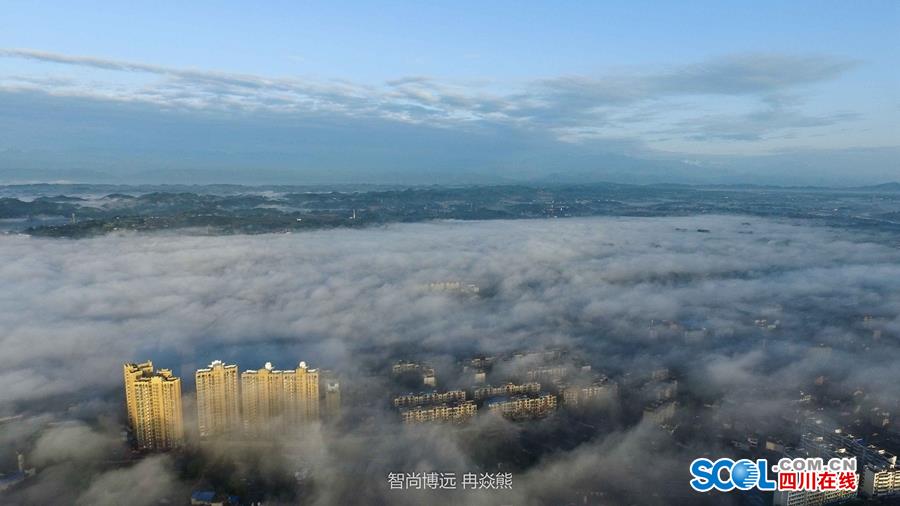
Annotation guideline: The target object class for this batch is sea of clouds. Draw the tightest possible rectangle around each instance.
[1,215,898,504]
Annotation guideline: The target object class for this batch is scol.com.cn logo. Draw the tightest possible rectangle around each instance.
[689,457,857,493]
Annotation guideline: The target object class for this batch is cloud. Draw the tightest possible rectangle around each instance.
[536,53,855,106]
[1,215,897,406]
[1,216,898,503]
[0,49,858,144]
[29,421,120,466]
[76,456,181,506]
[651,53,857,95]
[658,93,861,142]
[0,49,881,185]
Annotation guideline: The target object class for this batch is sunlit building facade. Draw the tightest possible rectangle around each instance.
[486,393,557,420]
[241,361,319,434]
[284,361,320,423]
[862,461,900,498]
[123,361,184,450]
[473,382,541,400]
[393,390,466,408]
[195,360,240,437]
[241,362,284,433]
[400,401,477,424]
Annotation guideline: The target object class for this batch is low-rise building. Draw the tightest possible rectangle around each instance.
[392,361,423,375]
[400,401,477,424]
[422,368,437,387]
[861,449,900,499]
[526,366,568,383]
[473,382,541,400]
[643,400,676,425]
[486,393,557,420]
[393,390,466,408]
[561,378,618,407]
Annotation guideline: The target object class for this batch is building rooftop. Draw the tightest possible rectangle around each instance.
[192,491,216,502]
[0,471,27,485]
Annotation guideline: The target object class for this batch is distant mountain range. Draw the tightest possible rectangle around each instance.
[2,180,899,200]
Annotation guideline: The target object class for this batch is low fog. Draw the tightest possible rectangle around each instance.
[1,215,898,505]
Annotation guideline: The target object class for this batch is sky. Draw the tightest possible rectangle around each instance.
[0,1,898,185]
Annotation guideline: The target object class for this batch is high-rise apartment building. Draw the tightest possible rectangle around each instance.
[286,361,320,423]
[123,360,154,430]
[324,380,341,418]
[195,360,240,437]
[321,370,341,419]
[123,361,184,450]
[241,362,282,433]
[241,361,320,434]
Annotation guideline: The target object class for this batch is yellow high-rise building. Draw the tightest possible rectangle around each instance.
[195,360,240,437]
[321,370,341,419]
[123,361,184,450]
[285,361,319,423]
[324,380,341,419]
[123,360,154,430]
[241,361,320,434]
[240,362,282,433]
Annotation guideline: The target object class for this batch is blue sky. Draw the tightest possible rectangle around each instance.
[0,1,898,185]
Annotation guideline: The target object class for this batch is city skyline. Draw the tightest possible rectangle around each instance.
[123,358,333,447]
